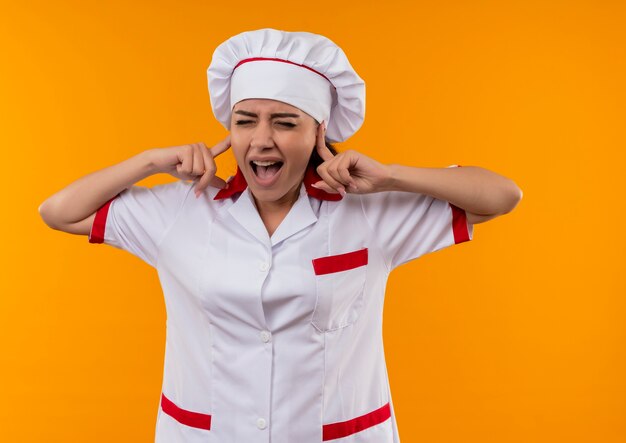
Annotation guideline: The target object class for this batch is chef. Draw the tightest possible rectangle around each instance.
[84,28,522,442]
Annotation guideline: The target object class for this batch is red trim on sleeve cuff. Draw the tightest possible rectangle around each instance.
[322,402,391,441]
[161,393,212,431]
[450,203,471,244]
[88,194,119,244]
[447,164,471,244]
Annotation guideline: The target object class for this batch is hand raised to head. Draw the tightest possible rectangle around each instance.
[192,135,232,197]
[145,135,232,197]
[312,122,392,196]
[313,121,349,197]
[315,121,335,163]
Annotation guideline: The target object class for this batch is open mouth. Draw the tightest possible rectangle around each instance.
[250,160,284,181]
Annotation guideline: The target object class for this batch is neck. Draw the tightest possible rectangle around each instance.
[252,182,302,236]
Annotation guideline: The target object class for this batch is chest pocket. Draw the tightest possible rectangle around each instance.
[311,248,368,332]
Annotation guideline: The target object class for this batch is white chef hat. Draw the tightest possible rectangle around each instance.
[207,28,365,143]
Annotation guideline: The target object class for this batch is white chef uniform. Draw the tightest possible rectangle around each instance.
[88,27,475,442]
[88,163,473,442]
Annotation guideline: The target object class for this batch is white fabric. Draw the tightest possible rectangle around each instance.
[89,182,474,442]
[207,28,366,143]
[230,59,333,128]
[87,180,193,268]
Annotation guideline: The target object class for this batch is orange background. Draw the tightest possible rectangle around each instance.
[2,0,625,441]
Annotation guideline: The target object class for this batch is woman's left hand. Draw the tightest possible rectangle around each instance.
[313,121,393,195]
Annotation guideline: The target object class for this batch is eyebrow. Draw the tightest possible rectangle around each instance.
[234,110,301,119]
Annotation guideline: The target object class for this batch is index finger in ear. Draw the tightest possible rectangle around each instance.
[316,121,335,162]
[194,145,220,195]
[209,134,232,158]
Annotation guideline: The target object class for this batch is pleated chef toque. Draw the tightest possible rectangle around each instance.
[207,28,365,143]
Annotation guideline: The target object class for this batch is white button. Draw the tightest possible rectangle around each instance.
[259,262,269,272]
[260,330,271,343]
[256,417,267,429]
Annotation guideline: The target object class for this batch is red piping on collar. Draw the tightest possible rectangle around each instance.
[214,165,342,202]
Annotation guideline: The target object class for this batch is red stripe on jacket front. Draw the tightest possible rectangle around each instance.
[160,393,212,431]
[312,248,368,275]
[322,402,391,441]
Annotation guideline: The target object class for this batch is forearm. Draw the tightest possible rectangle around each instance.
[39,150,157,227]
[386,164,523,215]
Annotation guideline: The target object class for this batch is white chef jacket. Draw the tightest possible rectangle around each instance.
[89,164,474,442]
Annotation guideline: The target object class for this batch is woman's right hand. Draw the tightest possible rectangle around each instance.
[146,135,232,196]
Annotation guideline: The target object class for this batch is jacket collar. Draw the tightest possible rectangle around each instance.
[214,165,342,201]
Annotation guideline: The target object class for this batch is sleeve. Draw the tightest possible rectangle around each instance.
[360,165,474,270]
[87,179,194,268]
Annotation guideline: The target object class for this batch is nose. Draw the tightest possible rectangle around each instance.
[250,121,276,151]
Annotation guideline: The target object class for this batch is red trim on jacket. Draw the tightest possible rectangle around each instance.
[88,194,120,244]
[312,248,368,275]
[322,402,391,441]
[161,393,212,431]
[450,203,471,243]
[214,165,342,201]
[303,165,342,201]
[448,165,471,244]
[212,166,250,200]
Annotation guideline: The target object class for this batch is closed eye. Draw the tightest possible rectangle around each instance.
[235,120,296,127]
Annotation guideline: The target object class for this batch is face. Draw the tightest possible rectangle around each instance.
[230,98,319,206]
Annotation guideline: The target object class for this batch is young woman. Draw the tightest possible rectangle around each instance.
[39,29,522,443]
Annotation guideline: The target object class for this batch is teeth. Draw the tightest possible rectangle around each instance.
[252,160,279,166]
